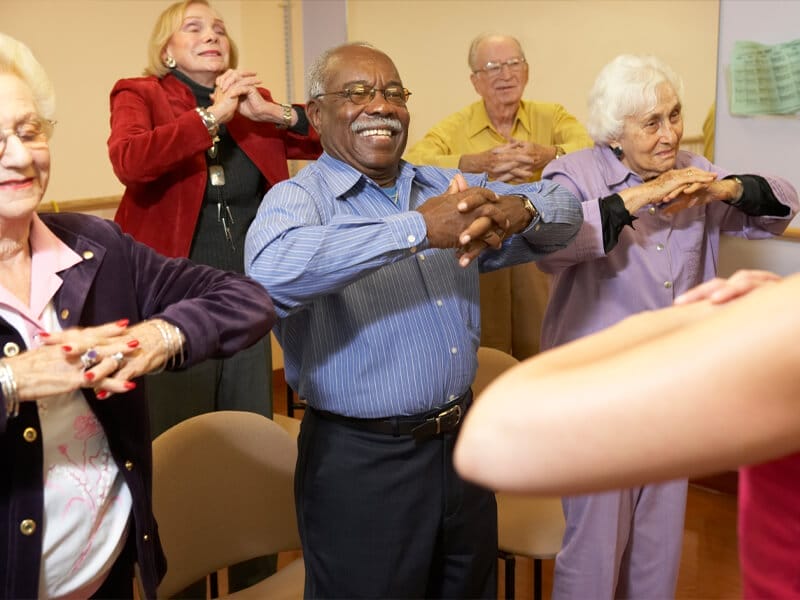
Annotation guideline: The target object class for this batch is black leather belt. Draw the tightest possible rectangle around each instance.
[312,391,472,440]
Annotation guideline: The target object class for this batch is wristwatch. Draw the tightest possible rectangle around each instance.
[512,194,539,223]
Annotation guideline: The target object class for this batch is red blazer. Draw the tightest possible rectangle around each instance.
[108,74,322,257]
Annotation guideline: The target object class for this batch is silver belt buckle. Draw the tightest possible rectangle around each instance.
[435,404,462,434]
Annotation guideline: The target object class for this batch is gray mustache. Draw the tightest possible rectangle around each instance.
[351,117,403,134]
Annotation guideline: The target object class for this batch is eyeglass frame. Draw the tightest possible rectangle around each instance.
[313,84,412,107]
[472,56,528,77]
[0,117,55,156]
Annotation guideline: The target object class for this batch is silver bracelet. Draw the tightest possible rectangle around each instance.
[152,320,186,373]
[195,106,220,139]
[0,360,20,419]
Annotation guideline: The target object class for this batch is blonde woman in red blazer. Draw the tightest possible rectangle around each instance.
[107,3,320,591]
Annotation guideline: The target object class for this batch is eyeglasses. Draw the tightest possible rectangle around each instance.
[473,57,527,77]
[0,118,54,156]
[314,84,412,106]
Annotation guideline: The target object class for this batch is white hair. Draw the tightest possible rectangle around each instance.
[586,54,683,144]
[0,33,56,121]
[306,42,376,100]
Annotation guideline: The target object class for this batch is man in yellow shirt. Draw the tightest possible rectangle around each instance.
[405,33,592,358]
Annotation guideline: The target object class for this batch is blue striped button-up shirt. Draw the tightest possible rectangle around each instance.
[245,153,582,417]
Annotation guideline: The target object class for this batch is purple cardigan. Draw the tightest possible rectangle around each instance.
[0,213,276,599]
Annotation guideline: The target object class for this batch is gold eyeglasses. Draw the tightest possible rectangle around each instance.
[0,117,54,156]
[473,57,527,77]
[314,84,412,107]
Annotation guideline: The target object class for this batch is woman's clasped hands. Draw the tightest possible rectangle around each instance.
[11,319,180,403]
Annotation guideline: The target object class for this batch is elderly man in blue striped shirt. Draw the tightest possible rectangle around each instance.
[244,42,582,599]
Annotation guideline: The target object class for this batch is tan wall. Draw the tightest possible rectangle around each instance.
[0,0,299,204]
[346,0,720,147]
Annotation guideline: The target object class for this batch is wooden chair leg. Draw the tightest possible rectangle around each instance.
[498,550,516,600]
[533,558,543,600]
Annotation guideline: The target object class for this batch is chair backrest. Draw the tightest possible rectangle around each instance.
[152,411,300,598]
[473,346,520,397]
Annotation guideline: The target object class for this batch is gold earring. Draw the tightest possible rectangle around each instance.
[164,55,177,69]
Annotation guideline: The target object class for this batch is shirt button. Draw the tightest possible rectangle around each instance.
[409,246,417,254]
[23,428,38,443]
[82,250,95,260]
[20,519,36,536]
[407,235,416,244]
[450,347,458,355]
[436,300,443,307]
[449,394,458,401]
[60,309,70,320]
[3,342,19,357]
[664,281,673,289]
[648,207,656,215]
[656,243,665,251]
[124,460,134,471]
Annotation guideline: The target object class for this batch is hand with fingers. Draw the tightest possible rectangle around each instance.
[661,177,743,216]
[416,174,511,252]
[208,68,261,124]
[674,269,782,305]
[617,167,718,214]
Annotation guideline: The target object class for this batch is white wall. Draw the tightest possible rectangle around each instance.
[715,0,800,275]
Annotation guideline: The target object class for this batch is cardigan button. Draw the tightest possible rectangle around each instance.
[20,519,36,536]
[3,342,19,357]
[143,534,150,542]
[82,250,95,260]
[124,460,134,471]
[60,309,70,320]
[23,427,38,443]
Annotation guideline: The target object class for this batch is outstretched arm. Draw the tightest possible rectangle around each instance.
[455,272,800,494]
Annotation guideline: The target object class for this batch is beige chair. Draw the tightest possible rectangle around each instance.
[152,410,304,599]
[474,347,566,600]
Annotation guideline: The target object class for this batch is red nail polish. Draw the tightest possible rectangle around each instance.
[123,381,137,390]
[84,371,95,381]
[38,332,51,338]
[96,390,109,399]
[62,345,73,352]
[127,340,140,348]
[116,319,130,328]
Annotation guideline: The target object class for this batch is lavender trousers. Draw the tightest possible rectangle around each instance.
[552,479,688,599]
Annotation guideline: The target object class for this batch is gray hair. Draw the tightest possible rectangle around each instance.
[586,54,684,144]
[467,33,524,71]
[0,33,56,121]
[306,41,377,100]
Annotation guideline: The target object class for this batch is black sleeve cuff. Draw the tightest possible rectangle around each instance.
[289,106,310,136]
[723,174,790,217]
[600,193,638,253]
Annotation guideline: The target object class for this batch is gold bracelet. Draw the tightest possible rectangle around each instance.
[276,103,292,129]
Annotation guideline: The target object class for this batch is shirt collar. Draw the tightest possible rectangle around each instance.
[467,100,530,138]
[317,152,435,197]
[595,144,644,189]
[0,213,82,332]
